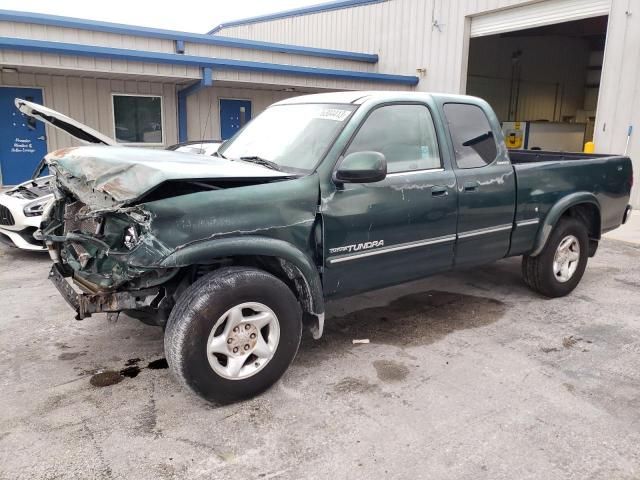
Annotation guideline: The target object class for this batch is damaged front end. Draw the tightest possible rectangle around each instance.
[42,163,179,323]
[40,144,316,326]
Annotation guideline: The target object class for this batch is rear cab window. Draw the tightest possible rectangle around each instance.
[443,103,498,169]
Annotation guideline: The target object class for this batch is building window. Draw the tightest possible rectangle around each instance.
[112,94,163,144]
[443,103,498,169]
[345,104,441,173]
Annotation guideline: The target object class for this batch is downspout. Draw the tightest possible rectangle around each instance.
[177,67,213,143]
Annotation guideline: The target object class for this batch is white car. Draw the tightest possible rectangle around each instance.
[0,99,222,251]
[0,175,54,250]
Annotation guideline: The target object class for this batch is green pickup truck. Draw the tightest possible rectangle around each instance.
[30,92,633,403]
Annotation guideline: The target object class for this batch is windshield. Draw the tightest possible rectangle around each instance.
[219,103,357,174]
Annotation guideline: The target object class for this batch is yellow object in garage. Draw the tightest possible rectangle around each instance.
[505,121,524,149]
[584,141,595,153]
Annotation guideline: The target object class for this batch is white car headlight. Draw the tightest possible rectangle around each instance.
[23,197,53,217]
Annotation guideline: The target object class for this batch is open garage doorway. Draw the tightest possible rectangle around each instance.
[466,14,608,152]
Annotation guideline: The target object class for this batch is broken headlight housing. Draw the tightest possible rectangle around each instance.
[123,225,141,250]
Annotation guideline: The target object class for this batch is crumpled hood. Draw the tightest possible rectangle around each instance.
[46,145,291,206]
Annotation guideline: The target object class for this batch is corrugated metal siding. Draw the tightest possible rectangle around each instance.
[184,42,375,73]
[0,19,383,88]
[0,70,179,150]
[216,0,532,93]
[0,49,201,80]
[0,21,197,79]
[210,70,410,91]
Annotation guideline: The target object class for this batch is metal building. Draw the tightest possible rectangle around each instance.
[0,0,638,205]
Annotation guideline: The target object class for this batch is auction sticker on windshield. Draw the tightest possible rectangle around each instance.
[317,108,352,121]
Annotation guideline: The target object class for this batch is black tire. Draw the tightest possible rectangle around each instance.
[164,266,302,404]
[522,217,589,298]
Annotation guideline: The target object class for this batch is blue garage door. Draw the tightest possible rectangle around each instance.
[220,99,252,140]
[0,87,47,185]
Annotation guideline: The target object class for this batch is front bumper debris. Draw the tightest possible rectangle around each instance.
[49,264,162,320]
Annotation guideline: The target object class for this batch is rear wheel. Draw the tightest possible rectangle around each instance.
[522,217,589,297]
[164,267,302,403]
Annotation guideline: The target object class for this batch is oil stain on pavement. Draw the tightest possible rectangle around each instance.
[89,357,168,387]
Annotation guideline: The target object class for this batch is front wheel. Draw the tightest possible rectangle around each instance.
[164,267,302,403]
[522,217,589,298]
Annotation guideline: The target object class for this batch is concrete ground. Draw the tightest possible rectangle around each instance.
[604,211,639,244]
[1,238,639,480]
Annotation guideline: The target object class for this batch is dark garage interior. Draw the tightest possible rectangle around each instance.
[466,16,608,151]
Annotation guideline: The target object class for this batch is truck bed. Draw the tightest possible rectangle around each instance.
[509,151,633,256]
[509,149,613,163]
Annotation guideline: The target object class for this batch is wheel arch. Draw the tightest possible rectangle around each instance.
[530,192,601,257]
[160,236,325,337]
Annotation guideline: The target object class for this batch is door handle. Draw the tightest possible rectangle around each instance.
[463,181,478,192]
[431,186,448,197]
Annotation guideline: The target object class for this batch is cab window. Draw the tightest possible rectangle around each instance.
[443,103,498,169]
[345,104,441,173]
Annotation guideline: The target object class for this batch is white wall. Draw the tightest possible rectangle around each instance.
[594,0,640,205]
[0,70,179,150]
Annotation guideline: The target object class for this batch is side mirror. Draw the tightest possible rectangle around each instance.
[334,151,387,184]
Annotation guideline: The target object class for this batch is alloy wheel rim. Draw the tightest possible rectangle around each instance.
[206,302,280,380]
[552,235,580,283]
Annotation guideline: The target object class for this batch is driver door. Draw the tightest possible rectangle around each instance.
[320,103,458,298]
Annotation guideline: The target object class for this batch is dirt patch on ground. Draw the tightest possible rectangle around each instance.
[89,371,124,387]
[373,360,410,383]
[58,351,86,361]
[563,336,581,348]
[615,277,640,289]
[296,290,506,368]
[332,377,379,395]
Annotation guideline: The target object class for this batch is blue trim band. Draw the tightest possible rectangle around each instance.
[177,68,214,142]
[0,9,377,63]
[0,37,418,85]
[208,0,386,34]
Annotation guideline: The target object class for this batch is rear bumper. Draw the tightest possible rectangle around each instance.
[49,264,162,320]
[622,205,632,224]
